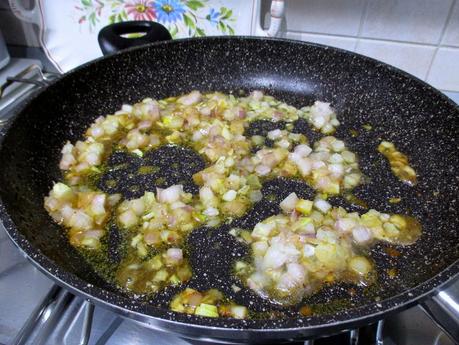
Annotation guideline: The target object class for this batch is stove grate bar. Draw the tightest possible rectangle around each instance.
[11,285,61,345]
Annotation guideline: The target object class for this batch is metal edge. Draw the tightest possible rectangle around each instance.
[0,36,458,340]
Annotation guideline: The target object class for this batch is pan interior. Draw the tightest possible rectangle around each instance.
[0,38,458,329]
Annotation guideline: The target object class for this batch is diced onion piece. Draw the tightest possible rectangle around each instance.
[303,244,315,257]
[90,194,106,216]
[296,158,312,176]
[295,199,313,215]
[252,222,275,239]
[352,226,372,244]
[331,140,345,152]
[267,129,282,140]
[144,231,161,245]
[252,241,268,256]
[349,256,372,275]
[222,190,237,201]
[280,192,299,213]
[335,218,356,233]
[230,305,248,319]
[195,303,219,317]
[203,207,219,217]
[314,199,331,213]
[129,198,145,216]
[294,144,312,157]
[250,90,264,101]
[119,209,138,228]
[107,194,122,206]
[52,183,74,201]
[157,185,183,204]
[249,190,263,202]
[178,90,202,105]
[166,248,183,263]
[255,164,271,176]
[263,246,288,269]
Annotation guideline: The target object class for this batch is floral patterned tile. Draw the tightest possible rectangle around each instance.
[75,0,238,38]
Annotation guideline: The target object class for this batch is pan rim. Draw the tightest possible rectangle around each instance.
[0,36,458,337]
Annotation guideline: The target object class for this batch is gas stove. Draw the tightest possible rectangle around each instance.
[0,60,457,345]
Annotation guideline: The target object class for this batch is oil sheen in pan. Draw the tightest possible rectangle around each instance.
[76,118,424,318]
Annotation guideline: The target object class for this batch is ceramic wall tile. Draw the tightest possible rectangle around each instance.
[442,1,459,47]
[427,48,459,91]
[285,0,366,36]
[356,39,435,79]
[443,91,459,104]
[362,0,453,44]
[8,0,259,72]
[284,31,357,51]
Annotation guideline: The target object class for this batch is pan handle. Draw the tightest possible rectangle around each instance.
[420,278,459,343]
[98,21,172,56]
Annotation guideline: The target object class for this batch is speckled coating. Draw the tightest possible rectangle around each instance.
[0,37,458,342]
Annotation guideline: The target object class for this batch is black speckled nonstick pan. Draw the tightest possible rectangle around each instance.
[0,22,458,343]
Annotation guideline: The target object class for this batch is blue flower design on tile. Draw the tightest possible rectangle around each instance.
[155,0,186,24]
[75,0,237,37]
[207,8,220,26]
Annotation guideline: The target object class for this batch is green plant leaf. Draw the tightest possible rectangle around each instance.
[227,25,235,35]
[108,14,116,24]
[89,12,96,26]
[121,9,128,20]
[169,25,178,38]
[183,13,196,30]
[186,0,205,11]
[222,8,232,20]
[217,21,226,33]
[81,0,92,7]
[196,27,206,37]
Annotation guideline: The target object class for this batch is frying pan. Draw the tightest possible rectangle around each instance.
[0,21,459,343]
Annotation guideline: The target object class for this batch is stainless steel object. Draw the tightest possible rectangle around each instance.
[421,280,459,342]
[0,30,10,70]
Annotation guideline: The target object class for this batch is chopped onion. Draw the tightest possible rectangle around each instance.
[349,256,372,275]
[166,248,183,263]
[314,199,331,213]
[280,192,299,213]
[203,207,219,217]
[255,164,271,176]
[267,129,282,140]
[222,190,237,202]
[303,244,315,257]
[294,144,312,157]
[352,226,372,244]
[178,90,202,105]
[119,210,138,228]
[157,185,183,204]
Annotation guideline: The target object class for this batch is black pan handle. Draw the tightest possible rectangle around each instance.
[98,21,172,55]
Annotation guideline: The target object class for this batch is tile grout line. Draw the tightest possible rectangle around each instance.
[285,29,459,50]
[354,0,370,52]
[424,0,457,82]
[441,88,459,93]
[249,0,255,35]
